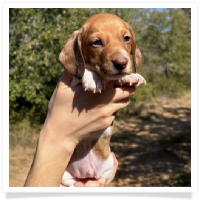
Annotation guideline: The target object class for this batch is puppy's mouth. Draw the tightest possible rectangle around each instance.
[99,67,130,80]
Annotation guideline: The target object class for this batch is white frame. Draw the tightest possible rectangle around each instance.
[1,0,198,196]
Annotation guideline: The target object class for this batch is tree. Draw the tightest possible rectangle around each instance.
[137,8,191,98]
[9,8,91,123]
[9,8,191,124]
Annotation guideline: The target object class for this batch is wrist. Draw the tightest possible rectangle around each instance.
[39,123,78,156]
[25,124,78,186]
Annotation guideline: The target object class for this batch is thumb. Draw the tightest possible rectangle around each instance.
[58,71,73,87]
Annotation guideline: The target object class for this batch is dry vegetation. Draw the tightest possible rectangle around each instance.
[9,92,191,187]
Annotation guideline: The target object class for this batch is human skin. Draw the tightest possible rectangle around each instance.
[24,71,136,187]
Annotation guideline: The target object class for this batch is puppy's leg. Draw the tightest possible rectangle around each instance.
[61,171,76,187]
[117,73,146,87]
[82,69,103,93]
[71,69,103,93]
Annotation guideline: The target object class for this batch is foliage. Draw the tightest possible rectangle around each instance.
[9,8,191,124]
[9,8,91,123]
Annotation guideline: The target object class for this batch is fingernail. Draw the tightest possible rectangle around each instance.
[74,181,85,187]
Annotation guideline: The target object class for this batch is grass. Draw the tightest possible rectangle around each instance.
[9,119,40,148]
[9,91,191,186]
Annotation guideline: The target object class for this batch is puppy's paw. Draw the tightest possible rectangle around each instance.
[82,69,103,93]
[117,73,146,87]
[61,171,76,187]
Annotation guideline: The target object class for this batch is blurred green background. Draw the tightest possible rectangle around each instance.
[9,8,191,125]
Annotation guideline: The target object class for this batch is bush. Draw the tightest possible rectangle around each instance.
[9,8,191,125]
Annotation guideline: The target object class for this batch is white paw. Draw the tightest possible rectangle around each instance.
[82,69,103,93]
[117,73,146,87]
[61,171,76,187]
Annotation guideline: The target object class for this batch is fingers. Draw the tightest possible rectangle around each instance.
[57,71,73,87]
[57,72,136,108]
[74,178,106,187]
[94,86,136,122]
[112,86,136,103]
[106,94,130,115]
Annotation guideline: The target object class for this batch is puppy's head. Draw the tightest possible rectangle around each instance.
[59,13,142,80]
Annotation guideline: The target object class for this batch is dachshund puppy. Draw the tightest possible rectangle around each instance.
[59,13,146,186]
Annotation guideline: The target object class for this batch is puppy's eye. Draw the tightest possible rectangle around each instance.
[123,36,130,43]
[91,39,103,47]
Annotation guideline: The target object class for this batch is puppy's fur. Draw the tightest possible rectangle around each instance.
[59,13,146,186]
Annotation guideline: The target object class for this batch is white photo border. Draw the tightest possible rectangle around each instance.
[1,0,198,194]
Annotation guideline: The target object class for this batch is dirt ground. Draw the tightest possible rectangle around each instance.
[9,92,191,187]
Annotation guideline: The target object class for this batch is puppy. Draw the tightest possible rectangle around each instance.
[59,13,146,186]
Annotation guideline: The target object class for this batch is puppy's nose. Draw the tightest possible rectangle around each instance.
[112,57,128,71]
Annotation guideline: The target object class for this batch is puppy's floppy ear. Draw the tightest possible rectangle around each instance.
[134,46,142,71]
[59,30,85,79]
[127,25,142,73]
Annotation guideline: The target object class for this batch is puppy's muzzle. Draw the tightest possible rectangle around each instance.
[112,55,128,72]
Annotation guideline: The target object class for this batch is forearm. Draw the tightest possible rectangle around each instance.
[24,71,138,187]
[24,125,76,187]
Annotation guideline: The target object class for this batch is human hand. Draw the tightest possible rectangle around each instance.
[41,71,136,155]
[25,72,136,187]
[24,71,137,187]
